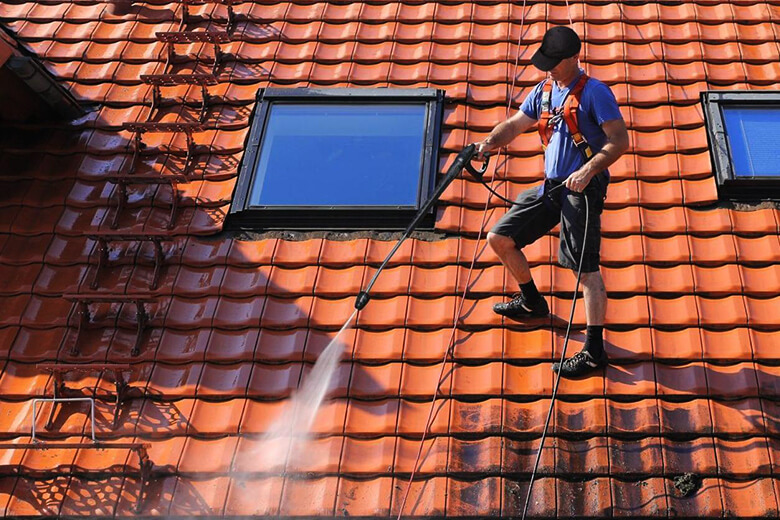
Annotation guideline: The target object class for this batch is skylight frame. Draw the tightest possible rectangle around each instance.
[229,87,445,230]
[702,90,780,198]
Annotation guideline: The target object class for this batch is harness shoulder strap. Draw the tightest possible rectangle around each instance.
[537,80,554,149]
[562,73,594,161]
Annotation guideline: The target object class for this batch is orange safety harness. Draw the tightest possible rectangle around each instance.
[537,73,594,161]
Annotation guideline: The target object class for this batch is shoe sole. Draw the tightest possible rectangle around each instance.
[552,360,609,378]
[493,309,550,320]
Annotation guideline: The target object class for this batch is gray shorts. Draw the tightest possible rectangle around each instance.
[490,173,608,273]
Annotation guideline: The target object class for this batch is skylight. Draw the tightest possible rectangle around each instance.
[702,91,780,198]
[721,106,780,178]
[230,88,444,229]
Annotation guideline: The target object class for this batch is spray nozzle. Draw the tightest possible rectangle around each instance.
[354,291,371,310]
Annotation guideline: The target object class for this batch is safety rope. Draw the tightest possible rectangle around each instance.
[615,2,704,120]
[393,1,531,518]
[395,1,591,517]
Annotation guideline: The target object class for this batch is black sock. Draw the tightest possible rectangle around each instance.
[519,279,541,303]
[584,325,604,357]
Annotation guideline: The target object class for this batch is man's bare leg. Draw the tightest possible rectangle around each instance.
[487,232,532,284]
[577,270,607,363]
[581,271,606,326]
[552,269,608,377]
[487,232,549,317]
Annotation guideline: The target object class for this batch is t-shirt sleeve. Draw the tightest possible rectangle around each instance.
[587,81,623,125]
[519,81,544,120]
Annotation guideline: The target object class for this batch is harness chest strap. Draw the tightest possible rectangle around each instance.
[538,74,594,161]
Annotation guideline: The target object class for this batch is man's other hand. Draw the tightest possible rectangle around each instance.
[564,168,591,193]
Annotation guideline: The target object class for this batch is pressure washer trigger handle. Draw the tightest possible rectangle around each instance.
[464,146,490,181]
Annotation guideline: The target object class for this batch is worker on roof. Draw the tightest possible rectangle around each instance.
[477,26,630,378]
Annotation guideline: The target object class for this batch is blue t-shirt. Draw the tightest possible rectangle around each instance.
[520,70,623,181]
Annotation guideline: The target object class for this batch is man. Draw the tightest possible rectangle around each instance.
[477,26,629,378]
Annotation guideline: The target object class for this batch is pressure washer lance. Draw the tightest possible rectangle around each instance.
[353,143,490,311]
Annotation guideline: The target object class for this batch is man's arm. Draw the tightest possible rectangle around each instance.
[475,111,538,158]
[564,118,630,193]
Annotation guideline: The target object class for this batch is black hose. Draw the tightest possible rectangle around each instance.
[477,175,566,206]
[464,149,565,207]
[471,150,594,520]
[520,191,590,520]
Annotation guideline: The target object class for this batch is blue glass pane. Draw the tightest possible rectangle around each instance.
[722,106,780,177]
[249,103,428,207]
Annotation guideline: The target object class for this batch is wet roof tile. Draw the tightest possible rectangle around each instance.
[656,362,709,396]
[246,363,302,399]
[658,398,712,435]
[197,363,252,398]
[710,397,765,435]
[348,329,400,363]
[344,399,398,436]
[707,362,759,398]
[612,477,668,517]
[604,362,655,397]
[449,398,499,435]
[307,296,355,331]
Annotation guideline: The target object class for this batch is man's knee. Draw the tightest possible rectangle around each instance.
[487,232,517,255]
[581,270,606,291]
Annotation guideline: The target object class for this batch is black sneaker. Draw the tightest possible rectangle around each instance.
[552,349,608,378]
[492,293,549,319]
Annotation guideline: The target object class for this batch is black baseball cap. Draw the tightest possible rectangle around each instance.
[531,26,582,71]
